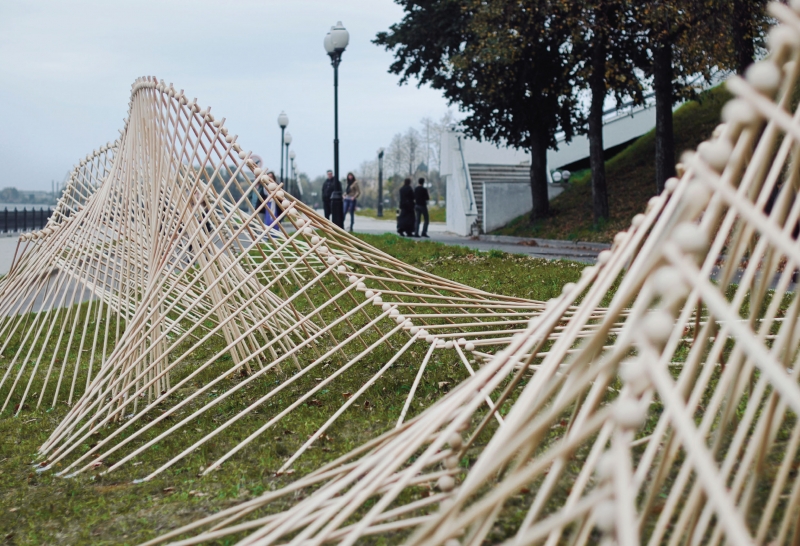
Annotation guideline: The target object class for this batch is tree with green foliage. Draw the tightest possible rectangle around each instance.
[374,0,579,222]
[635,0,770,193]
[726,0,770,74]
[570,0,645,224]
[635,1,709,194]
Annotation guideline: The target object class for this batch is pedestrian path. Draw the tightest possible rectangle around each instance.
[346,213,605,263]
[0,235,21,275]
[349,214,448,234]
[0,215,606,277]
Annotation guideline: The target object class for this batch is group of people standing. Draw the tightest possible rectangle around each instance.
[397,177,430,238]
[319,172,430,238]
[321,170,361,232]
[266,169,430,239]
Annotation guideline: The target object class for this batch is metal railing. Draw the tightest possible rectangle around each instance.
[456,134,476,214]
[0,207,53,233]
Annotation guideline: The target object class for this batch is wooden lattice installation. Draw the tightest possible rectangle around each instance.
[0,75,614,482]
[0,142,117,412]
[146,4,800,546]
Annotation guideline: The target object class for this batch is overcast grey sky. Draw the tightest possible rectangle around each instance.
[0,0,453,192]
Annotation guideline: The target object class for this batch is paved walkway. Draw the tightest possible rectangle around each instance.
[0,235,21,275]
[0,215,607,277]
[349,214,605,263]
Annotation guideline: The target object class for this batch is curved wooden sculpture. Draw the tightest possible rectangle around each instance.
[147,3,800,545]
[0,74,617,484]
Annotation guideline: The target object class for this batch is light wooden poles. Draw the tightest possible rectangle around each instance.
[146,3,800,545]
[0,75,605,485]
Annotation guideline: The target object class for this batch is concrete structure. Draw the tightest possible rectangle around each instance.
[442,96,662,236]
[441,132,566,235]
[548,99,656,170]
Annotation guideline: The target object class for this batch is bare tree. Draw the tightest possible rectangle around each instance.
[357,159,378,186]
[356,159,379,208]
[404,128,422,176]
[422,111,455,205]
[386,133,406,178]
[421,117,434,175]
[352,111,456,209]
[426,110,455,176]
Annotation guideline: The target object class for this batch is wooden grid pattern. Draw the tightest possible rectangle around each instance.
[0,76,607,484]
[147,4,800,546]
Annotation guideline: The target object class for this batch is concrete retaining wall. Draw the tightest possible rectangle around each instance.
[482,183,532,233]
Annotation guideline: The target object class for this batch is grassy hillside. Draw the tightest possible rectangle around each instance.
[495,85,732,242]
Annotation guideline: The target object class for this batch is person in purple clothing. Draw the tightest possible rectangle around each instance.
[262,172,279,229]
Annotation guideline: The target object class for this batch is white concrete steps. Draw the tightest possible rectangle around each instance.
[467,164,532,232]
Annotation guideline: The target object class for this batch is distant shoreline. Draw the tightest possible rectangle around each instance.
[0,203,56,210]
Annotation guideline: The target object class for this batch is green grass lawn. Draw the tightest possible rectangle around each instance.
[495,85,732,243]
[1,233,793,545]
[0,234,586,545]
[356,206,446,223]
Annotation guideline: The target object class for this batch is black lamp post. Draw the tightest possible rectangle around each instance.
[277,111,288,186]
[289,150,296,197]
[324,21,349,229]
[377,148,385,217]
[283,131,292,194]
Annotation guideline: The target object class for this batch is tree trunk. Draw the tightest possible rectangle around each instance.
[732,0,755,74]
[589,33,609,224]
[653,39,676,194]
[529,124,550,222]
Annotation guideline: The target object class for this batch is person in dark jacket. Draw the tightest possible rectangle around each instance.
[413,177,430,238]
[396,178,416,237]
[321,170,336,220]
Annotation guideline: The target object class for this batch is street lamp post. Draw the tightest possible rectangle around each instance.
[292,162,298,198]
[292,159,296,201]
[288,150,296,197]
[324,21,349,228]
[277,111,288,187]
[283,131,292,194]
[377,148,385,217]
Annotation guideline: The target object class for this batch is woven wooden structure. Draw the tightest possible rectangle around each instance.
[0,76,612,482]
[146,3,800,545]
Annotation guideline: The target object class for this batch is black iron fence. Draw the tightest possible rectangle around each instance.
[0,207,54,233]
